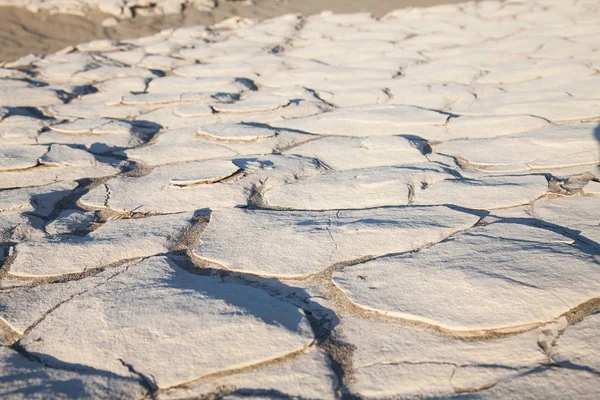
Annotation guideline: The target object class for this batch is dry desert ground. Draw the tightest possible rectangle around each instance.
[0,0,599,398]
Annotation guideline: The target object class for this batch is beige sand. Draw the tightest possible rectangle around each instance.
[0,0,467,62]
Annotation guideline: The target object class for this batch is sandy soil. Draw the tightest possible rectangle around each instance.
[0,0,468,62]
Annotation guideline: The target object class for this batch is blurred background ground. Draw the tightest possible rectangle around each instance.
[0,0,466,62]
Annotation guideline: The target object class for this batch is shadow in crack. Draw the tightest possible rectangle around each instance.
[4,106,54,121]
[232,157,276,169]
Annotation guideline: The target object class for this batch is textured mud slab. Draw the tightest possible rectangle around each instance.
[1,0,600,398]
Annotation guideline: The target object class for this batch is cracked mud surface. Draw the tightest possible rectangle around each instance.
[0,0,467,62]
[1,0,600,398]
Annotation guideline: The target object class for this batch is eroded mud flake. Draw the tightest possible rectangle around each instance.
[19,256,314,389]
[333,222,600,331]
[8,212,195,277]
[194,207,479,278]
[339,316,547,398]
[263,163,451,210]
